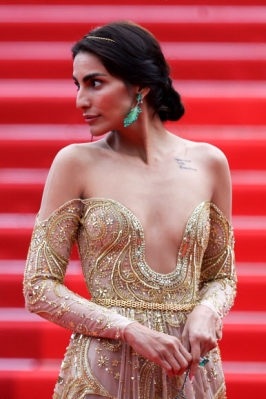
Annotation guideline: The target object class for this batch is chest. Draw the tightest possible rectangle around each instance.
[78,198,211,281]
[83,158,211,236]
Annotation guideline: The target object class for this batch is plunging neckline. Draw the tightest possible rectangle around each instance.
[81,197,211,278]
[37,197,220,278]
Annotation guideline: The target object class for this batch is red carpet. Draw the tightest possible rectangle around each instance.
[1,0,266,398]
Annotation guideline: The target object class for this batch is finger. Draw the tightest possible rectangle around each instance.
[201,335,218,358]
[163,356,188,377]
[215,318,223,341]
[189,339,201,380]
[160,352,184,377]
[160,356,177,378]
[175,337,192,369]
[216,330,222,340]
[179,343,193,365]
[153,345,181,378]
[181,329,191,353]
[173,351,191,375]
[161,344,191,377]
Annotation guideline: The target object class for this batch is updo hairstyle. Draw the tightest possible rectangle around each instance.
[72,21,184,122]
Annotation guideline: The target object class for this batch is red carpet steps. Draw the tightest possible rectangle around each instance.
[1,4,266,42]
[2,0,266,4]
[2,42,266,80]
[1,1,266,398]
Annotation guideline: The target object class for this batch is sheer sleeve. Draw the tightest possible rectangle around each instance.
[198,203,237,319]
[23,199,133,340]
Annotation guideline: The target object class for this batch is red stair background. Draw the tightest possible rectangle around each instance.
[0,0,266,398]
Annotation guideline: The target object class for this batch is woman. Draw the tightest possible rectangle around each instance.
[23,21,236,399]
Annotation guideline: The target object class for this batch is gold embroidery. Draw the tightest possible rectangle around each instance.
[214,381,227,399]
[92,298,197,312]
[80,199,211,308]
[23,198,236,398]
[200,204,237,317]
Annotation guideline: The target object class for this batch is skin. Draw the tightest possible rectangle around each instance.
[39,52,232,380]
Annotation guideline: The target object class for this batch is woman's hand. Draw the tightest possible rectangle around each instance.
[181,305,222,380]
[124,322,192,378]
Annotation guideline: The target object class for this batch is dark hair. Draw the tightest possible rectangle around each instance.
[71,21,184,122]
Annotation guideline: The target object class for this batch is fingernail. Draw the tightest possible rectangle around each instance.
[190,376,194,383]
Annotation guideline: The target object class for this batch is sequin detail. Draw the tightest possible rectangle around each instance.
[23,198,236,399]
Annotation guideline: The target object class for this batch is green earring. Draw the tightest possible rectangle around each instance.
[124,93,143,127]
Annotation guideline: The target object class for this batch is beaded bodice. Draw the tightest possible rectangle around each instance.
[24,197,236,399]
[24,197,236,338]
[78,198,212,307]
[23,195,237,399]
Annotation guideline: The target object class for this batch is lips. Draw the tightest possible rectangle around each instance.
[83,114,99,123]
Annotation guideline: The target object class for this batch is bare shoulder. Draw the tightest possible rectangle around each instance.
[38,142,104,220]
[193,142,231,193]
[54,141,96,164]
[182,138,228,168]
[194,141,230,182]
[50,141,109,190]
[51,143,82,170]
[52,140,109,170]
[176,137,232,218]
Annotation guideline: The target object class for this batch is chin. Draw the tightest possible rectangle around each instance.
[89,127,109,138]
[90,123,117,138]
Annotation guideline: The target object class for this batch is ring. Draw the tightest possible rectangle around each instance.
[199,357,209,367]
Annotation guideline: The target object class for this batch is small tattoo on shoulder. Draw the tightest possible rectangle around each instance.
[175,158,197,172]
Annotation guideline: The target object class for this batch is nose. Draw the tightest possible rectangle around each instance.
[76,87,91,110]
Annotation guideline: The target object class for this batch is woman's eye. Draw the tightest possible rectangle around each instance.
[74,81,80,91]
[92,80,102,88]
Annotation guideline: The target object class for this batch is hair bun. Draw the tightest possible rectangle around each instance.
[157,78,185,122]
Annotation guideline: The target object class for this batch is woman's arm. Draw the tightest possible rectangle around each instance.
[23,146,134,340]
[199,146,236,318]
[182,146,237,379]
[198,203,236,318]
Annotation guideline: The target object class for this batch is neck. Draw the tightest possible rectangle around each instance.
[106,112,172,165]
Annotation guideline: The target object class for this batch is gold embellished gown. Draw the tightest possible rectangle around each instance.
[23,198,236,399]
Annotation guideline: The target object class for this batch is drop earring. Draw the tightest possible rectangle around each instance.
[124,93,143,127]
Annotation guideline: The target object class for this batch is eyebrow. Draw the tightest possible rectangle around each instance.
[72,72,107,83]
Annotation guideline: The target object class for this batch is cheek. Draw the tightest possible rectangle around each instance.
[103,85,132,112]
[102,92,116,108]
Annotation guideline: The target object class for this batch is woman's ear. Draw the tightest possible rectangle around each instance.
[137,87,150,99]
